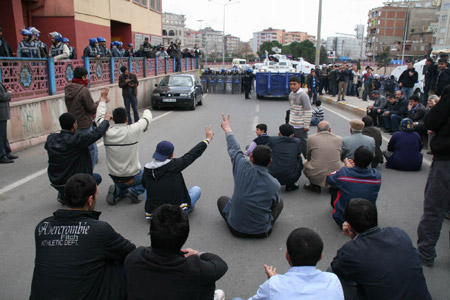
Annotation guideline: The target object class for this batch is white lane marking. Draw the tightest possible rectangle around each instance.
[323,105,432,167]
[251,105,260,131]
[256,104,260,113]
[0,110,174,196]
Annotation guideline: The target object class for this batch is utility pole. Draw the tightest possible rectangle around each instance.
[315,0,322,67]
[401,3,411,63]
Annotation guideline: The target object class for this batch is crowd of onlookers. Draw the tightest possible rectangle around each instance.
[0,26,201,63]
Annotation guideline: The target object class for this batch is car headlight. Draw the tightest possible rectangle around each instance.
[258,69,266,72]
[152,93,159,96]
[180,93,190,97]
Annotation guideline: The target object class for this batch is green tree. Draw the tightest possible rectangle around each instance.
[319,45,328,65]
[257,41,283,58]
[376,47,391,75]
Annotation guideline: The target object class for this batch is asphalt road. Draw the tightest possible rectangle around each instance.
[0,92,449,300]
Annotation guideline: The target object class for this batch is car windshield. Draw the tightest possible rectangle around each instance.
[239,61,246,64]
[279,62,287,66]
[160,76,193,87]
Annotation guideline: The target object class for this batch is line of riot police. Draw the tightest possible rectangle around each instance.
[201,68,255,96]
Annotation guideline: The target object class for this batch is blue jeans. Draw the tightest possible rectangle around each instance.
[55,173,102,200]
[308,88,317,103]
[123,93,139,124]
[185,186,201,213]
[390,114,403,132]
[310,116,319,126]
[401,87,414,102]
[77,126,98,168]
[115,170,145,198]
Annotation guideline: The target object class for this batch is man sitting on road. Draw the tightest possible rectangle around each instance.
[217,114,283,238]
[30,174,136,300]
[245,123,269,156]
[407,94,427,136]
[382,89,408,133]
[303,121,344,194]
[331,199,431,300]
[237,228,344,300]
[341,119,375,161]
[143,125,214,220]
[95,98,152,205]
[268,124,303,192]
[362,116,383,168]
[366,90,387,127]
[327,146,381,227]
[45,112,110,204]
[124,204,228,300]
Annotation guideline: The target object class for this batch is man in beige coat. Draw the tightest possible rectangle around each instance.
[303,121,344,193]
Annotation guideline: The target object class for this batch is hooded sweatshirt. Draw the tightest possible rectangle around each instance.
[65,83,98,129]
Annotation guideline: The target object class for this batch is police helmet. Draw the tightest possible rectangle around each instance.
[128,43,133,47]
[113,41,120,46]
[97,36,106,42]
[49,32,63,42]
[118,42,123,46]
[247,68,253,73]
[28,27,40,34]
[62,38,69,43]
[36,33,40,37]
[89,38,99,44]
[21,29,33,36]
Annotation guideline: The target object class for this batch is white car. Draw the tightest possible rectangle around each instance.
[390,59,425,96]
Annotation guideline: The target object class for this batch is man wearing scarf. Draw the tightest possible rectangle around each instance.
[65,67,109,168]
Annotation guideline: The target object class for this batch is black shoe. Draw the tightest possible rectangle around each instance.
[106,185,117,205]
[7,154,18,159]
[126,191,141,203]
[285,183,299,192]
[0,157,13,163]
[342,98,346,101]
[303,183,321,193]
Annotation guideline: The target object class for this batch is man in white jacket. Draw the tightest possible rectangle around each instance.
[96,98,152,204]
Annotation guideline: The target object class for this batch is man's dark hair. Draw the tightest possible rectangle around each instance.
[286,228,323,266]
[315,99,321,106]
[344,198,378,233]
[150,204,189,254]
[279,124,294,137]
[409,94,420,102]
[371,90,380,96]
[73,67,88,79]
[362,116,373,127]
[64,174,97,208]
[289,75,301,83]
[59,113,76,130]
[252,145,272,166]
[120,66,128,73]
[113,107,128,124]
[353,146,372,168]
[438,58,448,64]
[426,58,434,63]
[256,123,267,133]
[390,75,395,80]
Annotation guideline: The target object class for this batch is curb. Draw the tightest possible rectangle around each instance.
[318,95,367,117]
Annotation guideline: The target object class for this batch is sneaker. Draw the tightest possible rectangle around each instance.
[106,185,117,205]
[145,212,152,220]
[214,289,225,300]
[126,191,141,204]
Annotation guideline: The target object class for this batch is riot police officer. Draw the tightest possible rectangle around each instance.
[112,42,126,57]
[242,68,254,99]
[17,29,41,58]
[29,27,48,58]
[49,32,69,60]
[125,43,134,57]
[62,38,77,59]
[83,38,100,58]
[97,37,111,57]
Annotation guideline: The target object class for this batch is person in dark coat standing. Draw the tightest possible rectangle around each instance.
[398,61,418,101]
[423,58,438,105]
[125,204,228,300]
[331,199,431,300]
[30,173,136,300]
[0,83,17,163]
[328,65,338,97]
[242,68,254,99]
[118,66,139,124]
[268,124,303,192]
[434,58,450,96]
[362,116,383,168]
[384,118,423,171]
[0,26,12,57]
[307,69,319,103]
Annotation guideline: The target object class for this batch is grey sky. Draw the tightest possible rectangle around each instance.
[163,0,387,41]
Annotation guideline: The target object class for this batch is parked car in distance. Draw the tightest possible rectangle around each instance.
[152,74,203,110]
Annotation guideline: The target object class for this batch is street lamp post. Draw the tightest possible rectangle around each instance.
[209,0,239,67]
[315,0,322,67]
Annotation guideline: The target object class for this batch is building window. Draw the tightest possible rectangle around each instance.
[440,27,446,33]
[443,3,450,10]
[442,15,448,22]
[133,0,147,7]
[378,20,381,25]
[162,30,167,36]
[169,30,175,36]
[420,45,425,51]
[439,38,444,44]
[156,0,161,12]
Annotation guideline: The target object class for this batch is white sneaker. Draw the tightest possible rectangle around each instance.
[214,289,225,300]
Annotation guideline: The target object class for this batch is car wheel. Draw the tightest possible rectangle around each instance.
[152,105,159,110]
[189,97,196,110]
[257,94,263,100]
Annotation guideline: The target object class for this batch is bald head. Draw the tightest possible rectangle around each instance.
[317,121,330,132]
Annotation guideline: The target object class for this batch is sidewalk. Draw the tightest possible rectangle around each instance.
[319,93,374,117]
